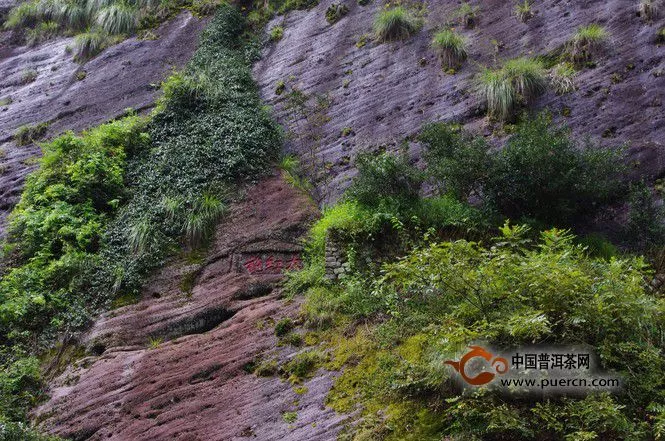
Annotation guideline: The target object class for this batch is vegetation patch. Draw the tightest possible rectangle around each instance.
[566,23,609,66]
[325,3,349,24]
[431,29,467,70]
[476,57,546,121]
[454,2,479,28]
[550,62,577,94]
[373,6,422,42]
[0,5,280,435]
[514,0,533,22]
[285,118,665,439]
[14,122,49,146]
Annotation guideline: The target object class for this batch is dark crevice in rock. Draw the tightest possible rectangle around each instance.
[232,282,274,300]
[149,307,236,342]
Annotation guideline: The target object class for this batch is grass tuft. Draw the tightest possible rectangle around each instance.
[74,30,109,60]
[503,57,547,102]
[567,23,609,65]
[184,193,226,247]
[514,0,533,22]
[20,68,38,84]
[26,21,59,46]
[476,58,545,121]
[550,62,577,94]
[431,29,467,69]
[373,6,422,42]
[95,2,137,35]
[14,123,49,146]
[325,3,349,24]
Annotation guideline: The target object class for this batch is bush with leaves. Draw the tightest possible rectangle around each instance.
[421,114,625,226]
[307,224,665,440]
[626,181,665,249]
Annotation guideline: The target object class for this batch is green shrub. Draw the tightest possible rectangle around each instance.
[626,181,665,249]
[347,153,422,208]
[486,114,624,225]
[316,225,665,440]
[3,1,40,29]
[454,2,479,28]
[373,6,422,42]
[74,30,109,60]
[346,152,423,211]
[577,233,619,260]
[275,317,295,337]
[325,3,348,24]
[20,69,38,84]
[25,21,59,46]
[476,57,546,120]
[431,29,467,69]
[421,114,625,226]
[282,351,322,381]
[0,421,61,441]
[14,123,48,146]
[269,24,283,41]
[96,3,137,35]
[514,0,532,22]
[567,24,609,65]
[419,122,491,200]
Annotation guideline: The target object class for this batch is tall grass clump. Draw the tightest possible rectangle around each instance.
[476,57,545,121]
[550,62,577,94]
[503,57,547,101]
[96,2,137,34]
[514,0,532,22]
[184,193,226,247]
[74,29,109,60]
[373,6,422,42]
[567,23,609,65]
[431,29,467,70]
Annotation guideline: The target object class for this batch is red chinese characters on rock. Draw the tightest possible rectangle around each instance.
[242,254,302,275]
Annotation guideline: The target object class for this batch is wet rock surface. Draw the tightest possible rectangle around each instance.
[254,0,665,203]
[0,12,205,232]
[35,174,346,441]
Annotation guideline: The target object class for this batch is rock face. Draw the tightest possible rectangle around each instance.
[0,12,205,232]
[254,0,665,203]
[35,173,346,441]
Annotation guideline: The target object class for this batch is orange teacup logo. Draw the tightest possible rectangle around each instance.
[445,346,509,386]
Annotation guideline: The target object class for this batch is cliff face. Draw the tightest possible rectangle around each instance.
[0,12,205,232]
[10,0,665,439]
[35,174,346,441]
[254,0,665,203]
